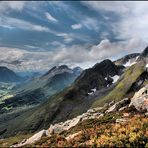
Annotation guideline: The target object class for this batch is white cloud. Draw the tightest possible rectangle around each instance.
[45,12,58,22]
[0,16,53,33]
[0,38,141,71]
[71,24,82,29]
[89,38,141,60]
[81,17,99,31]
[24,45,39,49]
[0,1,26,13]
[56,33,73,43]
[50,41,65,48]
[81,1,131,14]
[0,47,54,72]
[82,1,148,49]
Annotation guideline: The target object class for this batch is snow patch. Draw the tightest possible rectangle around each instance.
[91,88,96,92]
[88,92,93,95]
[111,75,120,83]
[123,59,136,67]
[146,64,148,68]
[136,56,139,60]
[88,88,96,95]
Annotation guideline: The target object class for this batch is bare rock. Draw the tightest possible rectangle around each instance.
[119,105,128,111]
[116,118,128,123]
[106,98,130,113]
[129,84,148,111]
[48,117,80,134]
[11,130,47,147]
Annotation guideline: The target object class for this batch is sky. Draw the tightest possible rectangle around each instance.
[0,1,148,72]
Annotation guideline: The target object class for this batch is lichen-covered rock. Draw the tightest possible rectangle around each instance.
[129,85,148,111]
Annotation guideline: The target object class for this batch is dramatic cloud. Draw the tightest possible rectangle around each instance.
[71,24,82,29]
[53,38,141,66]
[45,12,58,22]
[82,1,148,47]
[1,1,148,72]
[0,38,141,71]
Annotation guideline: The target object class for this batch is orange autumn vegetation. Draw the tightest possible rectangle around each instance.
[32,114,148,147]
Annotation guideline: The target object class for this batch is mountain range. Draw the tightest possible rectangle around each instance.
[0,46,147,147]
[0,65,82,114]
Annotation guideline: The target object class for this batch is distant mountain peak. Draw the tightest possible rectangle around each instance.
[58,65,69,69]
[0,66,23,82]
[73,66,83,74]
[43,65,73,78]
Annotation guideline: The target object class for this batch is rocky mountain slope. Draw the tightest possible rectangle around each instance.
[0,47,147,144]
[3,84,148,147]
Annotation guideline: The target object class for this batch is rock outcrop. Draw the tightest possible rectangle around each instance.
[129,84,148,111]
[47,107,103,135]
[105,98,130,113]
[11,107,104,147]
[11,130,48,147]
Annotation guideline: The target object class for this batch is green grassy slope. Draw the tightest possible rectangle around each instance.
[91,61,146,108]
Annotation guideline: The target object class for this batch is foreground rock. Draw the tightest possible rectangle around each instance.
[129,84,148,111]
[48,107,103,135]
[11,130,49,147]
[11,107,103,147]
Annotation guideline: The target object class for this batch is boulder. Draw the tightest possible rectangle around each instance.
[129,85,148,111]
[48,117,81,134]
